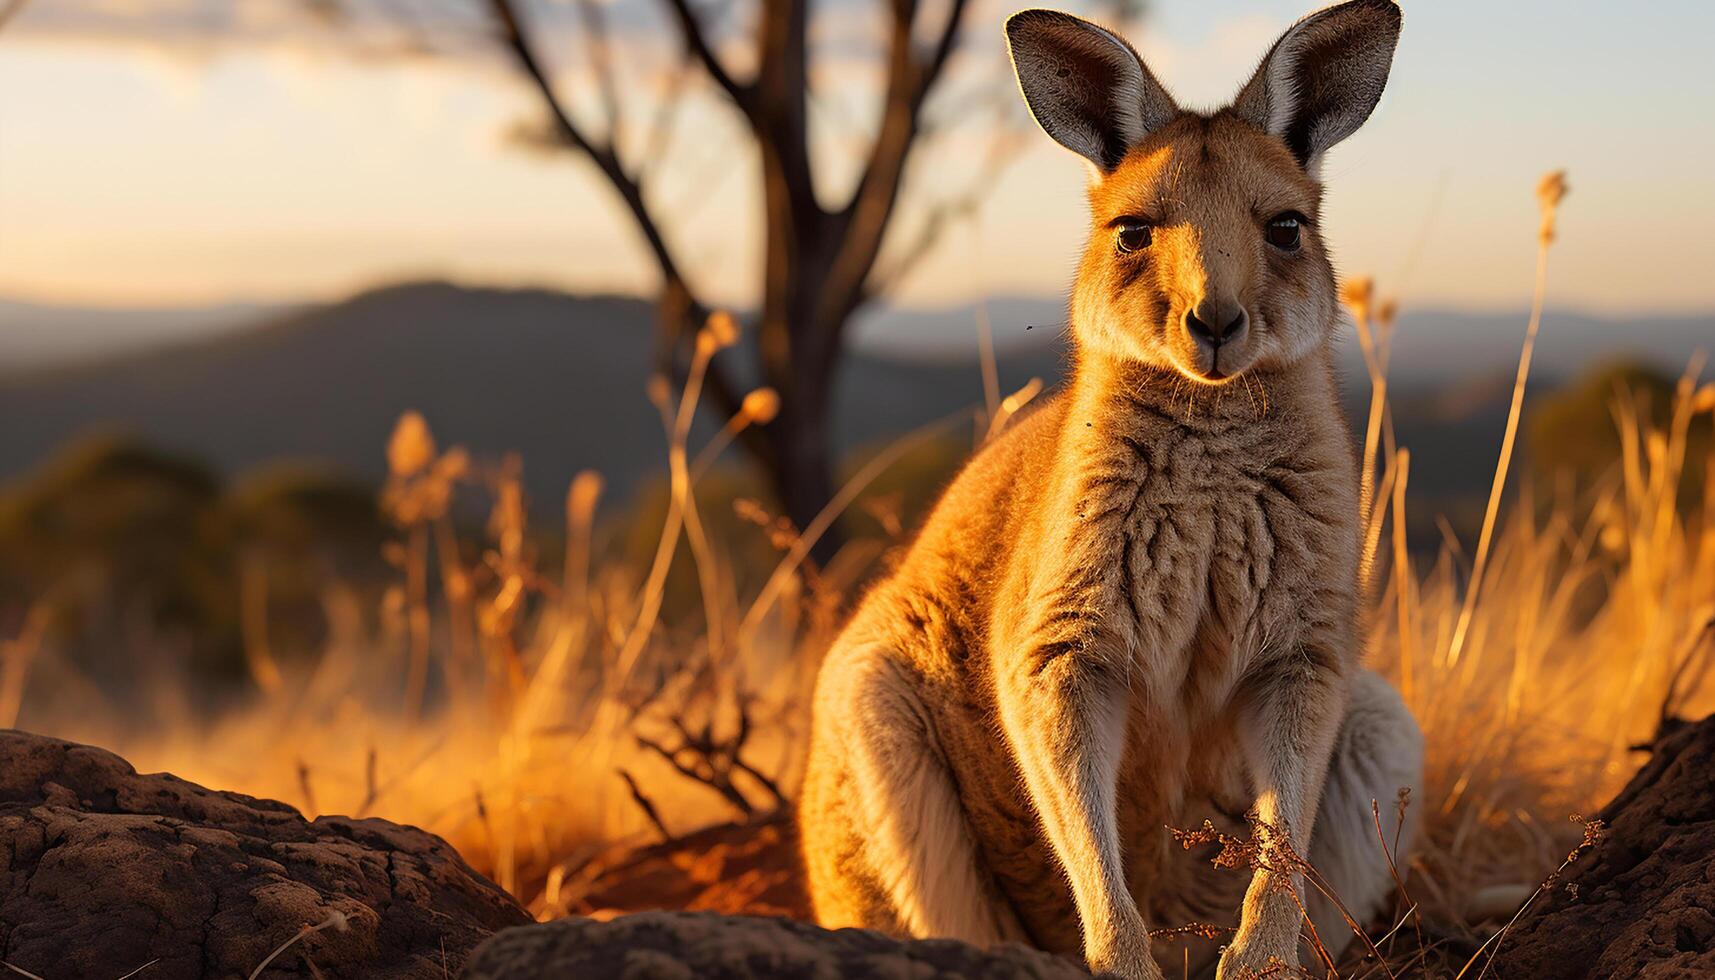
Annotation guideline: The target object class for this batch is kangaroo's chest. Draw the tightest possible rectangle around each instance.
[1081,430,1346,667]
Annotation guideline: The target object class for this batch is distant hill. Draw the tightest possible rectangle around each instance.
[0,281,1706,520]
[0,296,292,369]
[0,283,1062,508]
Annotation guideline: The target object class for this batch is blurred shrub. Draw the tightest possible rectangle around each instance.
[1529,359,1711,499]
[0,435,235,684]
[0,435,385,692]
[224,463,390,663]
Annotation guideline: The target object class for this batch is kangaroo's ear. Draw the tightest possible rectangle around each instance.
[1006,9,1177,173]
[1232,0,1401,171]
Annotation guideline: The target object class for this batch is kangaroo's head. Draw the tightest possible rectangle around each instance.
[1007,0,1400,385]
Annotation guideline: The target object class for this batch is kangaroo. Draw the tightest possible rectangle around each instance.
[798,2,1423,978]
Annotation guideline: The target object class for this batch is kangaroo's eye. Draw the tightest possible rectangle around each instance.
[1115,221,1153,254]
[1266,213,1304,251]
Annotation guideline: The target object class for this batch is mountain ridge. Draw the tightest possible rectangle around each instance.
[2,281,1706,513]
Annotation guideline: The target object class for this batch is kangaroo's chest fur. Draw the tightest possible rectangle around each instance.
[851,355,1359,953]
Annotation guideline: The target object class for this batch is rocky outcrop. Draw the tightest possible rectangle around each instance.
[462,911,1087,979]
[0,731,529,979]
[12,710,1715,980]
[1489,715,1715,979]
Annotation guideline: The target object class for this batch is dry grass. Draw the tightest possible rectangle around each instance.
[12,171,1715,975]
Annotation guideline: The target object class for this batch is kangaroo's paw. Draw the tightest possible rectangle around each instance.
[1088,929,1169,980]
[1216,896,1304,980]
[1215,941,1299,980]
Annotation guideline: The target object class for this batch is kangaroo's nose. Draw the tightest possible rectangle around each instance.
[1186,302,1248,347]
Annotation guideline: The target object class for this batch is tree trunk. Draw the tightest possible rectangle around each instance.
[767,371,840,565]
[745,0,848,564]
[491,0,983,576]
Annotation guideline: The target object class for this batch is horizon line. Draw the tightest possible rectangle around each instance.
[5,277,1715,322]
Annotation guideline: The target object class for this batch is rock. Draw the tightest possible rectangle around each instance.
[567,813,808,920]
[1488,714,1715,979]
[0,730,529,979]
[462,911,1088,979]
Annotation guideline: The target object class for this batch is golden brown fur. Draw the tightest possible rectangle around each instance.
[800,5,1421,978]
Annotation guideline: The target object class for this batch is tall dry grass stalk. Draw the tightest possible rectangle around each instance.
[0,601,49,729]
[1445,172,1568,668]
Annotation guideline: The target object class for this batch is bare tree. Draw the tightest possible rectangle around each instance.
[18,0,1124,560]
[481,0,1005,557]
[60,0,1036,552]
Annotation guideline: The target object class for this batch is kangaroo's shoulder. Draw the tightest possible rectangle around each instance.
[848,388,1070,622]
[922,387,1069,535]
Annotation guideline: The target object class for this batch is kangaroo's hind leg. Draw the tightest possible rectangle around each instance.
[1305,669,1425,961]
[799,643,1025,946]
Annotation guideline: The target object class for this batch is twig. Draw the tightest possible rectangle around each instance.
[656,0,752,110]
[297,760,318,816]
[1372,795,1426,970]
[247,911,350,980]
[617,769,674,842]
[358,746,379,816]
[573,0,624,146]
[1656,615,1715,737]
[1459,814,1605,980]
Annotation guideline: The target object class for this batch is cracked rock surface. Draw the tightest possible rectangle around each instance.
[0,730,529,979]
[462,911,1089,979]
[1490,715,1715,979]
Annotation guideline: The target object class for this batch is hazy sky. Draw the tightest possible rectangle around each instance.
[3,0,1714,314]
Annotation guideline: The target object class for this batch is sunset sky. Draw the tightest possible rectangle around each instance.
[3,0,1713,316]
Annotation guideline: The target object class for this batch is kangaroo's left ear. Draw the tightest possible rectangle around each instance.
[1006,9,1178,173]
[1232,0,1401,172]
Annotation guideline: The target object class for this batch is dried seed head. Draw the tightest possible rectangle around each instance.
[733,498,770,525]
[1599,521,1626,555]
[742,387,781,424]
[645,374,672,411]
[1376,297,1399,328]
[568,470,604,520]
[387,411,436,478]
[1692,383,1715,414]
[435,446,471,483]
[703,310,740,349]
[1340,276,1375,323]
[1537,170,1569,245]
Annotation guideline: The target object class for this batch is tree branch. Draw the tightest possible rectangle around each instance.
[656,0,754,114]
[490,3,665,264]
[573,0,624,148]
[638,57,694,186]
[616,768,675,842]
[864,109,1024,299]
[490,0,752,432]
[489,0,711,326]
[818,0,974,327]
[917,0,971,106]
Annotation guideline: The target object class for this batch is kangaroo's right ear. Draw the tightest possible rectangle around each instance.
[1232,0,1402,171]
[1006,9,1177,173]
